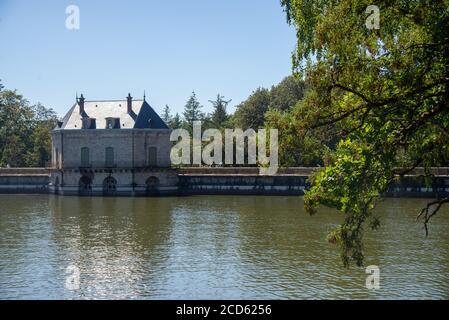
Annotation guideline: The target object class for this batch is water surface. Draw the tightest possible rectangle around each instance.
[0,195,448,299]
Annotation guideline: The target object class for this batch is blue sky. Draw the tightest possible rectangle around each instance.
[0,0,295,117]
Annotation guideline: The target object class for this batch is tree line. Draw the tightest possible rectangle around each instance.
[163,75,310,166]
[0,81,58,167]
[0,74,308,168]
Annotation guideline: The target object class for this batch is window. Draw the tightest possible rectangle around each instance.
[82,118,96,129]
[106,118,120,129]
[55,148,59,168]
[148,147,157,167]
[105,147,114,167]
[81,147,90,167]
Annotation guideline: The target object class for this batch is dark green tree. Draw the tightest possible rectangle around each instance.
[270,75,306,111]
[182,91,204,132]
[209,94,231,127]
[169,113,182,129]
[29,103,58,166]
[233,88,271,129]
[161,104,172,125]
[0,83,57,167]
[0,89,34,167]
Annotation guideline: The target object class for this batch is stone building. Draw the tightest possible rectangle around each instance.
[50,93,178,196]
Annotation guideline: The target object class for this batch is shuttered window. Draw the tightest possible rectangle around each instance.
[81,147,90,167]
[55,148,59,167]
[105,147,114,167]
[148,147,157,167]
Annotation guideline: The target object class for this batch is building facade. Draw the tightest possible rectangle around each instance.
[50,93,178,196]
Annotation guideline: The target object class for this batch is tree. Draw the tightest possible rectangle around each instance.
[233,88,270,129]
[233,76,306,130]
[209,94,231,127]
[29,103,58,166]
[182,91,204,132]
[169,113,182,129]
[266,102,341,166]
[0,84,57,167]
[161,104,172,125]
[281,0,449,266]
[0,89,34,166]
[269,75,305,111]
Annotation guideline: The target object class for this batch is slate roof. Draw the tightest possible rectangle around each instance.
[57,99,169,130]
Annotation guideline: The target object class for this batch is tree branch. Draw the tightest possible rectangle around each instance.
[417,196,449,237]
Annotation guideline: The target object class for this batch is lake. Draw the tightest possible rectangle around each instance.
[0,195,448,299]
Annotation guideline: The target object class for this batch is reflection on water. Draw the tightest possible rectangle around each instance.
[0,195,448,299]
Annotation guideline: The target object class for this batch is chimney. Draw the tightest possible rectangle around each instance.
[78,94,85,115]
[127,93,133,114]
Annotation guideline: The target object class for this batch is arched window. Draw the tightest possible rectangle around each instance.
[105,147,114,167]
[81,147,90,167]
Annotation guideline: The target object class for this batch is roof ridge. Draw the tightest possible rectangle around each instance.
[85,99,144,102]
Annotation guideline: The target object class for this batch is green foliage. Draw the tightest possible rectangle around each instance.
[162,104,172,124]
[234,75,306,129]
[0,82,57,167]
[169,112,182,129]
[265,75,339,166]
[281,0,449,266]
[266,94,341,166]
[270,75,305,111]
[182,91,205,132]
[233,88,271,129]
[209,94,231,127]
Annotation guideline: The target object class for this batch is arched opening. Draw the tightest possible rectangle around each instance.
[146,176,160,196]
[79,176,92,196]
[103,176,117,196]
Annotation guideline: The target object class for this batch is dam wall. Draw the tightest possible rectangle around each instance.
[0,168,50,194]
[0,167,449,197]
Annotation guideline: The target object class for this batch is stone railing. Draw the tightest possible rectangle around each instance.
[0,168,51,175]
[177,167,320,176]
[1,166,449,177]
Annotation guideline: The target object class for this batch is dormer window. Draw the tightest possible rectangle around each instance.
[82,118,96,129]
[105,117,120,129]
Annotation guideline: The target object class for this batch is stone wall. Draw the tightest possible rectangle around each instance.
[0,174,49,194]
[1,167,449,197]
[50,168,179,196]
[51,129,172,169]
[178,174,308,195]
[178,174,449,198]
